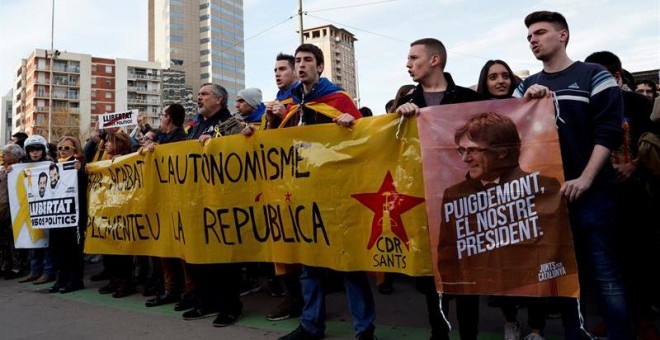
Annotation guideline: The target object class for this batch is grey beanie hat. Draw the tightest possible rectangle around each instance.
[237,88,262,109]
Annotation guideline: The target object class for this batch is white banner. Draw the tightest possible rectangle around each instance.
[98,109,138,130]
[9,161,79,248]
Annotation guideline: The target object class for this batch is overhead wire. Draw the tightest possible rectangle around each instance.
[306,0,400,13]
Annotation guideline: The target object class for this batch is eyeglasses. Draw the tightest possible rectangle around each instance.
[140,136,155,142]
[58,145,74,151]
[456,146,489,157]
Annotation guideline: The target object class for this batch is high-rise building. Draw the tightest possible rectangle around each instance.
[161,69,197,122]
[149,0,245,105]
[303,25,358,102]
[1,90,12,145]
[11,49,162,141]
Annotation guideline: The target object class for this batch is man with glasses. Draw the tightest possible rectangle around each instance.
[395,37,483,340]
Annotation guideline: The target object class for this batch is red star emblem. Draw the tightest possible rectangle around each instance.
[285,192,292,202]
[351,171,424,250]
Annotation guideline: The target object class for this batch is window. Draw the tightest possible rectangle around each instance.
[105,104,112,112]
[105,79,112,87]
[171,35,183,42]
[91,91,96,98]
[105,92,112,99]
[105,65,113,73]
[171,59,184,66]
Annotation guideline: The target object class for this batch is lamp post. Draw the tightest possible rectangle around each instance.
[47,0,55,142]
[298,0,304,44]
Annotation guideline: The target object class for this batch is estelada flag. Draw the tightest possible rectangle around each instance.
[417,97,579,298]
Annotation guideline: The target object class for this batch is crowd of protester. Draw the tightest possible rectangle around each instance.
[1,10,659,340]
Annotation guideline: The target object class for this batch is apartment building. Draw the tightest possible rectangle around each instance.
[11,49,162,141]
[1,90,12,145]
[303,25,358,102]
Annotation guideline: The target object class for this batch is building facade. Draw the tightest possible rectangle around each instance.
[161,69,197,122]
[1,90,12,145]
[149,0,245,105]
[11,49,162,141]
[303,25,358,102]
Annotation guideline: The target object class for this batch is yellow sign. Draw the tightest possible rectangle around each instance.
[86,114,434,276]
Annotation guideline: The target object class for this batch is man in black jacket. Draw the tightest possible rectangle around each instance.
[396,38,483,340]
[180,83,245,327]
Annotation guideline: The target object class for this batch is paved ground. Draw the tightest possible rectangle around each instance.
[0,262,656,339]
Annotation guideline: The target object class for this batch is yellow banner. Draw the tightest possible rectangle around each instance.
[86,114,433,276]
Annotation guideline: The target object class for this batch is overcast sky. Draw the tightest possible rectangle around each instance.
[1,0,658,114]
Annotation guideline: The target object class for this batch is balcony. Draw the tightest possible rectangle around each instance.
[127,98,160,105]
[52,93,79,101]
[53,78,80,87]
[52,66,80,74]
[127,73,161,81]
[127,86,160,94]
[53,107,80,114]
[35,106,49,112]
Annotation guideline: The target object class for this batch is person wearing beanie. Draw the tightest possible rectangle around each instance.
[235,87,266,125]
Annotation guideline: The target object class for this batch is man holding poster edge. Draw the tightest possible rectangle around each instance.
[513,10,632,339]
[395,37,483,340]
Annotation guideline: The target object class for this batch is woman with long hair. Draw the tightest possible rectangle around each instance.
[476,60,520,99]
[49,136,87,293]
[477,59,549,340]
[96,131,136,298]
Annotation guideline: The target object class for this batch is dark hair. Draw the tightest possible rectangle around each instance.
[359,107,373,117]
[276,53,295,70]
[524,11,570,45]
[11,132,28,148]
[147,128,162,139]
[476,60,520,99]
[201,83,228,107]
[39,172,47,182]
[622,69,636,90]
[49,162,59,173]
[385,99,394,112]
[47,142,58,160]
[636,79,658,98]
[164,103,186,127]
[295,44,324,68]
[410,38,447,69]
[389,84,416,112]
[584,51,622,75]
[454,112,521,167]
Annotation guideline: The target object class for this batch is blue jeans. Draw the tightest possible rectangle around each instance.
[299,266,375,337]
[563,187,633,339]
[29,248,54,278]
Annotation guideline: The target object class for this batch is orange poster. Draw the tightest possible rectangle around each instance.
[417,97,579,297]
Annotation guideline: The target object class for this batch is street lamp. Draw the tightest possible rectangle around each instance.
[47,0,57,142]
